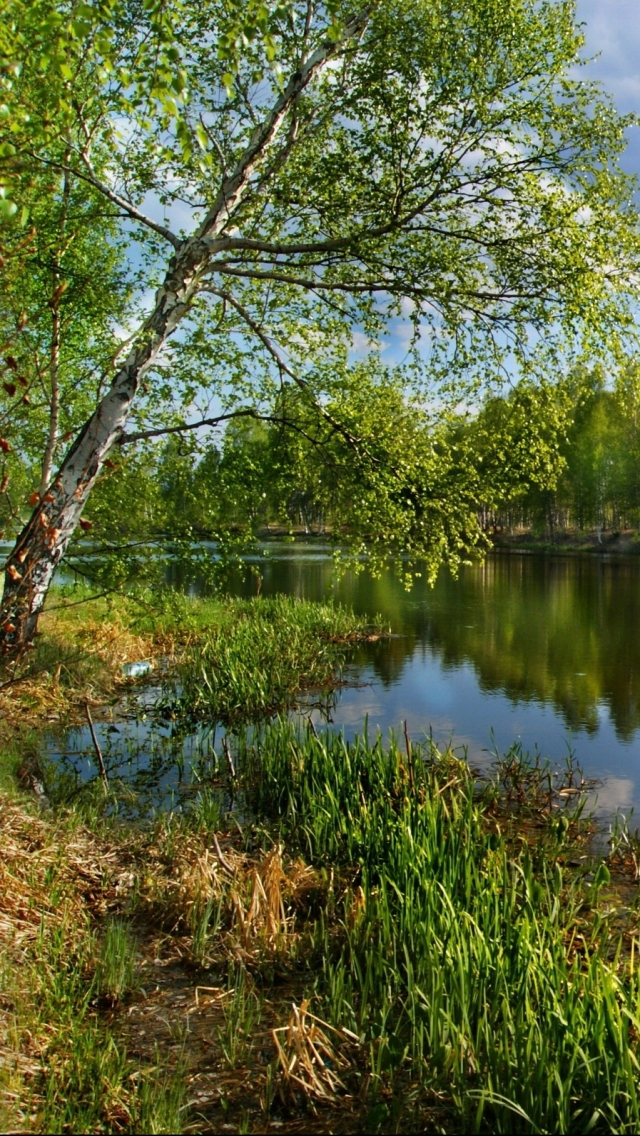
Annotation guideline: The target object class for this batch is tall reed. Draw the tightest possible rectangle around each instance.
[240,722,640,1133]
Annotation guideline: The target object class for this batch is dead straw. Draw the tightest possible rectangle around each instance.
[272,1000,350,1102]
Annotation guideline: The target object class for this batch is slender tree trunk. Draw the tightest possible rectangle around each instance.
[39,297,61,497]
[0,17,366,657]
[40,164,70,497]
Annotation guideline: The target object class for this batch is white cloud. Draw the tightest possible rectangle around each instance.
[577,1,640,177]
[585,775,635,817]
[350,330,378,355]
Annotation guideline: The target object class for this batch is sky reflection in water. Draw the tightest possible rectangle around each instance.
[50,547,640,821]
[225,547,640,819]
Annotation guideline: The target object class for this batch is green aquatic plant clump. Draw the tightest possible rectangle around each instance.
[170,595,379,724]
[241,723,640,1133]
[95,918,139,1006]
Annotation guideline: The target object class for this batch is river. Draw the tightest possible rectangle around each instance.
[224,544,640,819]
[49,545,640,820]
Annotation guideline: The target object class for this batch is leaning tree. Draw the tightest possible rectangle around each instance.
[0,0,638,654]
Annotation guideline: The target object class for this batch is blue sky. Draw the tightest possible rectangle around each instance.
[577,0,640,176]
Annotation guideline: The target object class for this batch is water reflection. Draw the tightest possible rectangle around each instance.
[48,544,640,818]
[222,547,640,741]
[220,545,640,815]
[402,555,640,742]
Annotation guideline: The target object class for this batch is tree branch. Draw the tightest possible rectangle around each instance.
[118,406,340,467]
[118,408,261,446]
[201,285,365,452]
[200,7,372,246]
[77,155,182,249]
[209,261,397,294]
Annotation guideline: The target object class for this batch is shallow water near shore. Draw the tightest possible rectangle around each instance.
[47,544,640,821]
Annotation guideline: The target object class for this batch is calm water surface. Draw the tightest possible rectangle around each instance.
[51,545,640,819]
[226,546,640,818]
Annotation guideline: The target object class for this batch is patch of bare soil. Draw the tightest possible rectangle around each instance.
[0,793,407,1134]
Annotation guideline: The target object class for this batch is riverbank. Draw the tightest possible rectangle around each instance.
[0,593,382,1132]
[492,527,640,556]
[249,524,640,557]
[0,589,377,793]
[3,721,640,1133]
[3,595,640,1133]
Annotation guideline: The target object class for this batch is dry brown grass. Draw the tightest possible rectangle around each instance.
[135,823,327,971]
[0,782,325,970]
[0,789,351,1131]
[0,792,129,1131]
[0,795,126,943]
[0,609,169,739]
[273,1000,357,1103]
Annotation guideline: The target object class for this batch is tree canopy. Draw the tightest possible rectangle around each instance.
[0,0,639,648]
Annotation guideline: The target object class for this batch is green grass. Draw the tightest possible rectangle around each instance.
[0,732,27,792]
[0,788,187,1135]
[5,914,186,1135]
[96,918,139,1005]
[166,594,379,724]
[6,719,640,1133]
[216,967,262,1069]
[237,721,640,1133]
[4,587,377,733]
[189,892,223,966]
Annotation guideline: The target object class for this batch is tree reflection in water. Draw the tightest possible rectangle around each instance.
[215,545,640,743]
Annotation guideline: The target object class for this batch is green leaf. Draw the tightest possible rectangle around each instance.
[195,123,209,152]
[326,20,343,43]
[0,197,18,218]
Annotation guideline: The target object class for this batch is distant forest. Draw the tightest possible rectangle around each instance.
[5,367,639,560]
[176,366,640,543]
[486,369,640,539]
[160,365,640,544]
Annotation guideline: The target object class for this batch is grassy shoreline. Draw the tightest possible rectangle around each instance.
[0,589,379,790]
[2,595,640,1133]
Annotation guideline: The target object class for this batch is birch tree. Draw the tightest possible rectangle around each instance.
[0,0,638,654]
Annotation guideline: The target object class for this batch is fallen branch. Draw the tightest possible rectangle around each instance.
[212,832,235,877]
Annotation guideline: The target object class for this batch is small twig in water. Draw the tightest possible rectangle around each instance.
[84,701,108,791]
[222,736,236,782]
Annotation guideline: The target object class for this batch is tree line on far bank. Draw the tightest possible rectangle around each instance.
[11,360,635,599]
[482,366,640,542]
[125,361,640,557]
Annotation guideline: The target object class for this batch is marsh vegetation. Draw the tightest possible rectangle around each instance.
[3,0,640,1128]
[3,591,640,1133]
